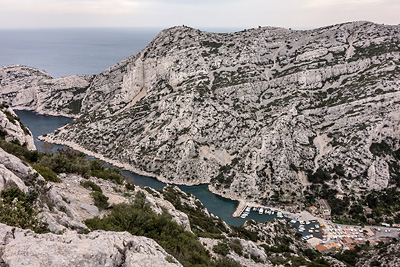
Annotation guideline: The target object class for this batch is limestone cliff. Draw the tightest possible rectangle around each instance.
[1,21,400,203]
[0,104,35,150]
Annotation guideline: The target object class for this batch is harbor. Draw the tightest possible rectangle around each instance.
[233,201,290,220]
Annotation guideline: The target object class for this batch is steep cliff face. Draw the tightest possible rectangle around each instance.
[0,65,94,117]
[0,105,35,150]
[2,21,400,202]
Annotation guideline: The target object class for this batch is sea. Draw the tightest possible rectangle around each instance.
[3,27,277,226]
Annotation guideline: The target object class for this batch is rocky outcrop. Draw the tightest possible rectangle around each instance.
[0,147,40,192]
[0,105,35,150]
[2,21,400,202]
[0,65,94,117]
[356,242,400,267]
[0,223,182,267]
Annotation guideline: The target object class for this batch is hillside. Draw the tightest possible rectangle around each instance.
[1,21,400,205]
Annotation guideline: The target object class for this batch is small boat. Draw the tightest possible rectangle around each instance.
[245,206,251,212]
[277,212,283,218]
[271,211,275,215]
[240,214,246,218]
[259,208,264,214]
[309,230,314,233]
[253,207,257,211]
[265,209,269,214]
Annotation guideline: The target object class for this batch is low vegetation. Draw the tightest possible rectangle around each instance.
[0,187,48,233]
[85,191,230,267]
[0,136,125,185]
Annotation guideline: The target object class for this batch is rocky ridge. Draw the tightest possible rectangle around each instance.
[1,21,400,204]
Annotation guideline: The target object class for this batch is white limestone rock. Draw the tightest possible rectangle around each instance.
[2,21,400,202]
[0,223,182,267]
[0,106,35,150]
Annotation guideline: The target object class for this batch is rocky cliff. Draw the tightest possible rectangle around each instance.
[1,21,400,203]
[0,104,35,150]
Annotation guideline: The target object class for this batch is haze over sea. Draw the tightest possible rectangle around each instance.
[0,27,239,78]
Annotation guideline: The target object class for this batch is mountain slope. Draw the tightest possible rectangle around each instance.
[2,21,400,202]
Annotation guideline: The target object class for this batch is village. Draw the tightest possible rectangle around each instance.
[234,195,400,255]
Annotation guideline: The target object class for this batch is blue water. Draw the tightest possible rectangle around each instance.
[0,27,238,78]
[16,110,277,226]
[0,28,161,78]
[5,28,276,227]
[14,110,73,152]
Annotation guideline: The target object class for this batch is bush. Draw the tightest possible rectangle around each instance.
[213,241,230,256]
[0,187,48,233]
[80,180,102,193]
[214,257,242,267]
[229,239,243,256]
[90,191,109,210]
[85,192,213,267]
[31,164,61,182]
[125,182,135,191]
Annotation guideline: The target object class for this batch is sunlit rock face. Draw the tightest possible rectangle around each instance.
[2,21,400,202]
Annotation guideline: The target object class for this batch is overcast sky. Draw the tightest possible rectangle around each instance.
[1,0,399,29]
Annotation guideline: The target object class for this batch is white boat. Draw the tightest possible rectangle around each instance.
[245,206,251,212]
[252,207,257,211]
[309,230,313,233]
[277,212,283,218]
[240,214,246,218]
[271,211,274,215]
[259,208,264,214]
[265,209,268,214]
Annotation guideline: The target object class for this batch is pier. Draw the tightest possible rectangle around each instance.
[232,201,247,217]
[232,201,290,218]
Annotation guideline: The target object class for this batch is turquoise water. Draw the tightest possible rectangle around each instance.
[15,110,279,226]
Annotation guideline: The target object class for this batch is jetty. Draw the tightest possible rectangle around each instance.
[232,201,290,218]
[232,201,247,217]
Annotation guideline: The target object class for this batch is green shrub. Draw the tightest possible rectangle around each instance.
[0,187,48,233]
[80,180,102,193]
[214,257,242,267]
[90,191,109,210]
[85,192,213,267]
[125,182,135,191]
[31,164,61,182]
[229,239,243,256]
[213,241,230,256]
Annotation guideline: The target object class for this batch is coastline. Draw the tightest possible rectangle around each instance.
[14,107,80,119]
[38,135,212,187]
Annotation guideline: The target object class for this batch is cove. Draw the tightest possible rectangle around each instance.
[15,110,277,226]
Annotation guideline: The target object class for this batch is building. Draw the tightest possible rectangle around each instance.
[335,194,344,200]
[318,199,331,220]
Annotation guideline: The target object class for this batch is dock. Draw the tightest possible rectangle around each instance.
[232,201,291,218]
[232,201,247,217]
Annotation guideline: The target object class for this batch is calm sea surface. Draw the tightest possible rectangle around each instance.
[8,28,275,226]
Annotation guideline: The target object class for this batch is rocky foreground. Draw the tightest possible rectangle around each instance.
[1,21,400,203]
[2,101,400,266]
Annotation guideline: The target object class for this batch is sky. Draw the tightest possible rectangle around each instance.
[0,0,399,30]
